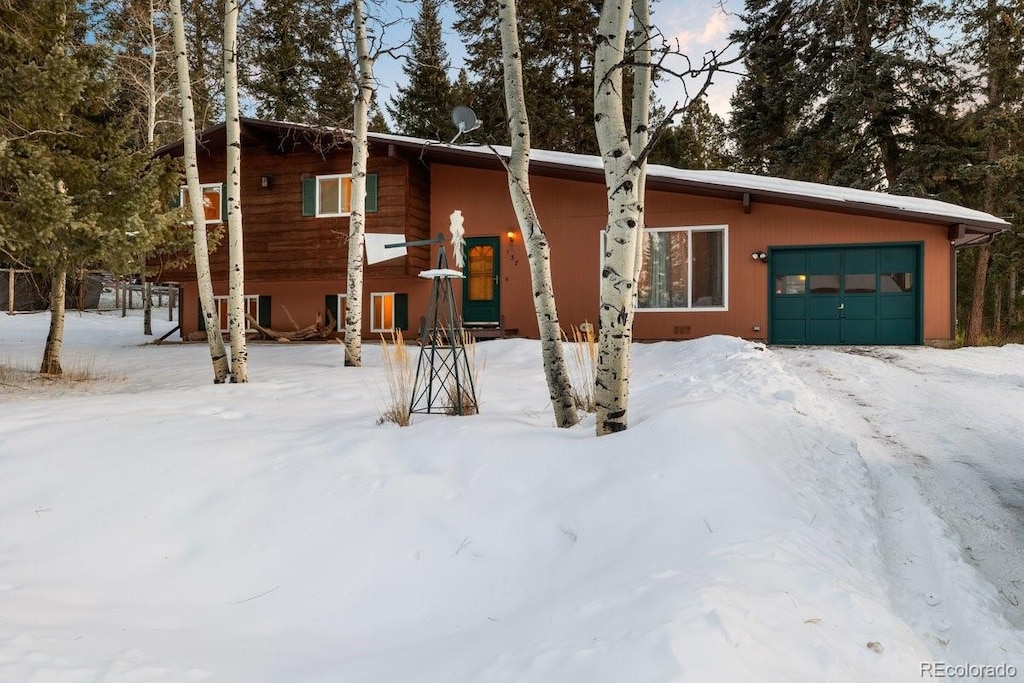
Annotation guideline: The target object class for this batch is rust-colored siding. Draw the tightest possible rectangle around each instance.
[429,164,953,343]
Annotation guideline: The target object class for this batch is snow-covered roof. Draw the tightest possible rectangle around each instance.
[158,118,1009,237]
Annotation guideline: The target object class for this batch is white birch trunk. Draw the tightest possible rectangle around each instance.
[593,0,645,435]
[224,0,248,382]
[40,268,67,376]
[343,0,374,366]
[170,0,229,383]
[142,0,159,335]
[497,0,579,428]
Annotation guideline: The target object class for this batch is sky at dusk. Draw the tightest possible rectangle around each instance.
[372,0,742,135]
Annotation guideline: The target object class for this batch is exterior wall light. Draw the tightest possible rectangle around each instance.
[507,229,516,242]
[751,251,767,263]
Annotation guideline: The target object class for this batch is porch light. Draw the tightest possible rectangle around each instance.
[751,250,767,263]
[506,229,516,242]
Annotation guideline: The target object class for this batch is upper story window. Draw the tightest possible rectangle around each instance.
[636,225,728,310]
[316,174,352,217]
[178,183,224,223]
[302,173,378,218]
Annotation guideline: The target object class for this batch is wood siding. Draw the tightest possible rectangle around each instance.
[159,141,425,284]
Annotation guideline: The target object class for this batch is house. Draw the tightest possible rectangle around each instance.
[155,118,1008,346]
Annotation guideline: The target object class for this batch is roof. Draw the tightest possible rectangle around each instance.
[158,118,1010,242]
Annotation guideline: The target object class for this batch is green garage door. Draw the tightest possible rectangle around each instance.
[770,245,921,345]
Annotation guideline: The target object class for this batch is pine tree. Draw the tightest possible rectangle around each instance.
[184,0,222,130]
[956,0,1024,344]
[0,0,182,375]
[240,0,355,125]
[453,0,600,153]
[650,99,732,170]
[729,0,949,188]
[387,0,454,139]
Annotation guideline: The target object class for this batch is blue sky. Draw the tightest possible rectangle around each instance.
[371,0,741,127]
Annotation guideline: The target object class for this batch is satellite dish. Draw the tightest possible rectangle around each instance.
[450,105,482,143]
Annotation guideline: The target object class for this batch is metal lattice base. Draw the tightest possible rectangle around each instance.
[406,236,478,416]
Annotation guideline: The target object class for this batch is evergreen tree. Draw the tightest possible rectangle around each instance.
[955,0,1024,344]
[650,99,732,170]
[240,0,355,125]
[387,0,454,139]
[453,0,600,153]
[184,0,222,130]
[729,0,949,188]
[0,0,182,374]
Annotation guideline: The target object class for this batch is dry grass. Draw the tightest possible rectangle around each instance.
[445,330,483,416]
[564,322,597,412]
[1,354,119,395]
[375,330,414,426]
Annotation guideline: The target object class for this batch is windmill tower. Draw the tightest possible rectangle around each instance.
[401,211,479,415]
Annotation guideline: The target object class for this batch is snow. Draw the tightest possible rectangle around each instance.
[1,311,1022,681]
[364,129,1009,230]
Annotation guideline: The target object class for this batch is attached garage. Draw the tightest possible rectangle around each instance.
[770,244,921,345]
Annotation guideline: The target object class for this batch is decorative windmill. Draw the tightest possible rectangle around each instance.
[385,210,479,416]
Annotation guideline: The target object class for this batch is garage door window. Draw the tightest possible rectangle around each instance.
[637,225,727,310]
[845,274,877,293]
[883,272,913,292]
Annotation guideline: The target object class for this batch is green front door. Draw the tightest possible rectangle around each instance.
[462,236,500,324]
[770,244,921,345]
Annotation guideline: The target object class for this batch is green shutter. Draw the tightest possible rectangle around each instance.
[197,298,206,332]
[325,294,338,331]
[366,173,378,213]
[220,182,228,220]
[171,188,183,209]
[395,293,408,331]
[302,178,316,216]
[258,295,272,328]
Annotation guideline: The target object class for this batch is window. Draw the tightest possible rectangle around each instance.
[775,274,806,294]
[635,225,727,310]
[325,293,347,333]
[316,174,352,217]
[198,295,268,334]
[212,295,260,332]
[303,173,378,217]
[370,292,408,333]
[179,183,224,223]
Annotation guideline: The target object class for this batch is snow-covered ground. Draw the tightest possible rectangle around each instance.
[1,310,1022,682]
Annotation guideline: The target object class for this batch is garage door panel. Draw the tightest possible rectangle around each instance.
[807,250,841,274]
[807,320,841,344]
[774,297,806,319]
[808,296,841,319]
[879,247,916,272]
[878,319,915,345]
[880,295,915,319]
[845,319,878,344]
[773,250,806,275]
[844,249,877,272]
[773,319,807,343]
[844,297,877,319]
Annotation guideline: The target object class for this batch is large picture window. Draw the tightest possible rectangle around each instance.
[637,225,727,310]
